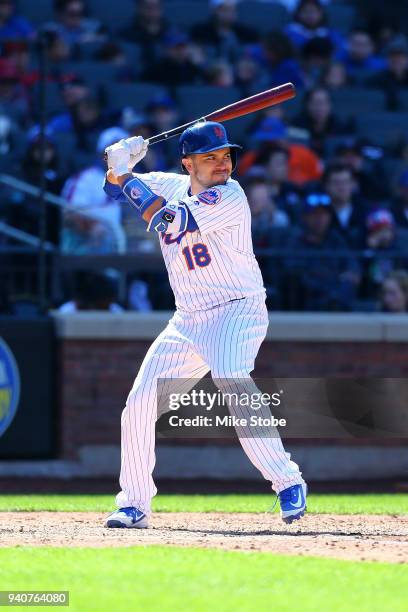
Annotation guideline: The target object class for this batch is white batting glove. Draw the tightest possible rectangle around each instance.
[105,139,131,177]
[126,136,149,171]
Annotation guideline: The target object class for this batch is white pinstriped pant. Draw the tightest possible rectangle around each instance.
[116,294,304,513]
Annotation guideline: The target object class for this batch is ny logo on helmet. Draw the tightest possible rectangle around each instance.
[213,126,224,140]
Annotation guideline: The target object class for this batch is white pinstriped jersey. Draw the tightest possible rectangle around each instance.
[133,171,265,312]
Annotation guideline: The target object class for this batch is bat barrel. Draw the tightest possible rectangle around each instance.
[207,82,295,123]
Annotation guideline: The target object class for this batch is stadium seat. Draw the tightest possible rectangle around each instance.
[120,43,142,67]
[86,0,135,32]
[163,1,209,29]
[383,158,407,188]
[237,2,289,33]
[31,81,65,119]
[18,0,54,25]
[326,3,357,35]
[52,132,78,175]
[60,62,120,87]
[331,88,386,120]
[283,92,304,120]
[106,83,168,112]
[356,112,408,146]
[176,85,241,122]
[396,90,408,111]
[224,114,254,145]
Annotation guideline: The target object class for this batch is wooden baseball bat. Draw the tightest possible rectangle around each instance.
[104,82,295,157]
[149,82,296,144]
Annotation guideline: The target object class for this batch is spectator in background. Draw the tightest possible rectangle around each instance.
[321,60,350,89]
[363,209,408,299]
[144,94,179,168]
[22,128,64,195]
[0,0,35,41]
[238,116,322,187]
[46,0,106,59]
[190,0,258,63]
[127,279,152,312]
[244,170,291,309]
[324,163,368,247]
[59,270,124,312]
[60,127,128,253]
[48,87,111,152]
[206,59,235,87]
[366,35,408,110]
[92,40,137,82]
[119,0,172,69]
[18,29,72,90]
[8,130,64,245]
[0,57,30,124]
[337,28,385,83]
[273,0,333,10]
[245,30,305,90]
[293,87,351,157]
[246,175,290,236]
[301,36,334,88]
[46,76,91,132]
[235,54,264,96]
[0,112,21,168]
[284,0,344,55]
[392,169,408,229]
[145,93,179,134]
[380,270,408,313]
[122,108,168,173]
[142,31,205,86]
[334,139,390,204]
[285,193,360,311]
[354,0,404,50]
[39,26,71,66]
[257,143,303,222]
[3,39,31,77]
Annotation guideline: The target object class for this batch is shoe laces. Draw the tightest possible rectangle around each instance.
[267,486,296,513]
[267,494,279,513]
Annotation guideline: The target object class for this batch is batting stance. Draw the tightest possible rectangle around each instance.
[103,122,307,528]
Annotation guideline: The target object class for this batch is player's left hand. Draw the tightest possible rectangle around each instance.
[126,136,149,171]
[105,139,131,177]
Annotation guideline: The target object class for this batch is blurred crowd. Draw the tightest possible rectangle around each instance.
[1,0,408,313]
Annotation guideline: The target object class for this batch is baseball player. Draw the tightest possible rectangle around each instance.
[103,121,307,528]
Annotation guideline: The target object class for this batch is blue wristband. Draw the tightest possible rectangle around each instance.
[121,176,161,217]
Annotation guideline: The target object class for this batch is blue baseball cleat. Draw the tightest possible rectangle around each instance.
[278,483,307,524]
[105,506,149,529]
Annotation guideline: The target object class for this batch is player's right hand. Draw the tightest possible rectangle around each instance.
[126,136,149,170]
[105,139,131,177]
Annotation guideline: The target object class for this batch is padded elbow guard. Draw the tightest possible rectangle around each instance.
[147,202,194,233]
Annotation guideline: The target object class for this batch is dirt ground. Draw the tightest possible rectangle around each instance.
[1,512,407,563]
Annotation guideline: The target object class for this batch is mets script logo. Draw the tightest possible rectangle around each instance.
[214,126,224,139]
[0,338,20,438]
[197,188,222,206]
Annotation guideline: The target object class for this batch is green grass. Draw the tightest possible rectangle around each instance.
[0,547,407,612]
[0,493,406,514]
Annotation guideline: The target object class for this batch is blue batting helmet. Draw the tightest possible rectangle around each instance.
[179,121,241,171]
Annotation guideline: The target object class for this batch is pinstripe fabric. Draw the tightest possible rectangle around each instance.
[116,296,304,514]
[114,171,304,513]
[125,172,266,311]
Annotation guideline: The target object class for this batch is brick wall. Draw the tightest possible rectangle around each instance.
[58,336,408,459]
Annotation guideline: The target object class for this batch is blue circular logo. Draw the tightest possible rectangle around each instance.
[0,338,20,438]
